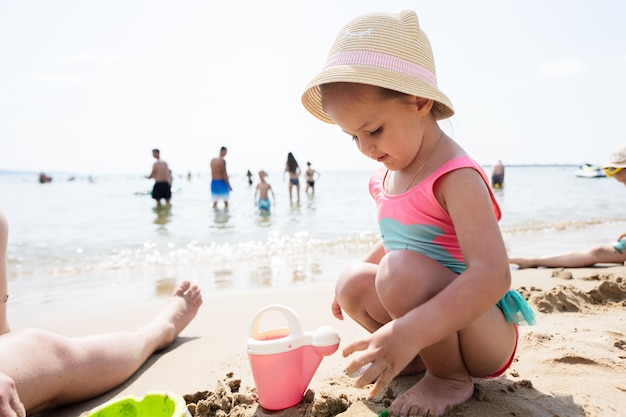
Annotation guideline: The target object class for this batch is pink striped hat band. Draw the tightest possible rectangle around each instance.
[324,50,438,87]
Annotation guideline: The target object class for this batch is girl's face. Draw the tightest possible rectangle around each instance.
[322,83,430,172]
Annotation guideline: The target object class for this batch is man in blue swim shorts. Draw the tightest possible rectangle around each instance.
[210,146,232,209]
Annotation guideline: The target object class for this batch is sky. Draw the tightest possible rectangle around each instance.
[1,0,625,176]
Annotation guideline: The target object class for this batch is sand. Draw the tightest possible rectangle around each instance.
[21,265,626,417]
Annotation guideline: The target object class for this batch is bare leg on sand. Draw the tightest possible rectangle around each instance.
[510,245,626,269]
[0,211,202,416]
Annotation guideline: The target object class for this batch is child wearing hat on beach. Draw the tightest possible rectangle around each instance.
[302,10,535,416]
[510,144,626,269]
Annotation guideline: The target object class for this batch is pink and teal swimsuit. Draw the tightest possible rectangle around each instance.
[369,156,535,326]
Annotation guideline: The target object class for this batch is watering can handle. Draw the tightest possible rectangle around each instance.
[249,304,304,339]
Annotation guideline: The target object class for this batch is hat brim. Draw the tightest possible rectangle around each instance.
[302,64,455,124]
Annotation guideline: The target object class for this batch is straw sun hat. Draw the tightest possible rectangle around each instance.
[301,10,454,123]
[602,144,626,169]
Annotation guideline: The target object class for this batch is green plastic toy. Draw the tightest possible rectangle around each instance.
[81,391,190,417]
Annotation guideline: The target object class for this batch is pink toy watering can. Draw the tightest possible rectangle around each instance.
[246,304,340,410]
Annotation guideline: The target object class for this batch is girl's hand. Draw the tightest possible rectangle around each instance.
[331,297,344,320]
[343,320,418,398]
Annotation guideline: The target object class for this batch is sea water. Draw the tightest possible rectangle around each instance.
[2,166,625,316]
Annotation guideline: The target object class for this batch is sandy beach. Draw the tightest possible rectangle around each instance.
[19,264,626,417]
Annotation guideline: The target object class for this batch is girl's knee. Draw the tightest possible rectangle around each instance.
[376,251,458,309]
[335,263,375,307]
[336,265,364,297]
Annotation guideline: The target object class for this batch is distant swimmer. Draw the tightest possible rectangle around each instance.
[38,172,52,184]
[146,148,172,207]
[305,161,320,195]
[210,146,232,209]
[491,160,505,188]
[284,152,301,204]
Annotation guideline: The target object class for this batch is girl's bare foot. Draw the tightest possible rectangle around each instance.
[153,281,203,350]
[389,371,473,416]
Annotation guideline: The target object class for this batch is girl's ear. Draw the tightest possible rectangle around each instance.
[412,96,434,116]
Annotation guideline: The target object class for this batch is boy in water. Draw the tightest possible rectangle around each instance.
[254,170,275,213]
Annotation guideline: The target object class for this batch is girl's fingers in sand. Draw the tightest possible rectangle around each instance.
[344,356,395,397]
[342,338,373,377]
[368,364,395,397]
[343,338,393,393]
[344,322,423,395]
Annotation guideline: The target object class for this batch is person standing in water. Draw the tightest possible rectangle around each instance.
[210,146,232,209]
[146,148,172,207]
[254,170,275,213]
[284,152,301,204]
[305,161,320,195]
[491,160,505,189]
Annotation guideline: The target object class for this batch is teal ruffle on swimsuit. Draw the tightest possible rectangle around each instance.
[497,289,536,325]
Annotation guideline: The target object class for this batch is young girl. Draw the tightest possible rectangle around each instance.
[301,10,535,416]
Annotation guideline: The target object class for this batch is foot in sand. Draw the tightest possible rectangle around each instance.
[150,281,203,351]
[389,371,473,416]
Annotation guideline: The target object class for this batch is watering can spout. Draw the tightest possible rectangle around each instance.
[301,325,340,388]
[312,325,341,356]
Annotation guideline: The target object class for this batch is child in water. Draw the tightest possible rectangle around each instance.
[301,10,535,416]
[254,170,275,213]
